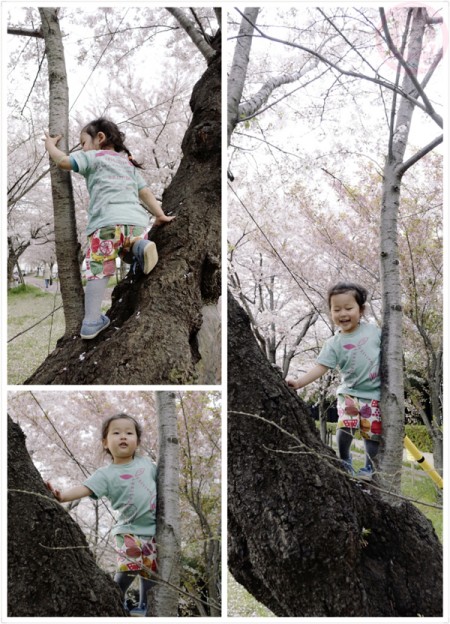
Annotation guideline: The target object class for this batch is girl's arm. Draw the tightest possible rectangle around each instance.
[138,187,176,225]
[46,482,92,503]
[42,131,73,171]
[287,363,329,390]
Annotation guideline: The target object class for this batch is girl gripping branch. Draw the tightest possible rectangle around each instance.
[43,118,175,339]
[287,282,382,481]
[46,413,157,617]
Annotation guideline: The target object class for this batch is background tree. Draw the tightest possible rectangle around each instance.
[150,391,181,617]
[38,8,85,332]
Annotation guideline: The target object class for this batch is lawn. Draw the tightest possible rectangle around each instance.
[8,285,65,384]
[7,281,117,384]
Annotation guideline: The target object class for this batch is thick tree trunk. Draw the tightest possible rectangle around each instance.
[149,392,181,617]
[228,294,442,617]
[25,47,221,385]
[38,8,84,334]
[7,416,126,617]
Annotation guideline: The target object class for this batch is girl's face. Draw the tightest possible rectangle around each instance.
[80,131,106,152]
[103,418,139,464]
[329,292,362,334]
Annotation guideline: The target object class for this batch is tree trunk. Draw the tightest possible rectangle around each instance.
[227,294,442,617]
[149,392,181,617]
[379,8,428,494]
[7,416,126,617]
[227,8,260,143]
[25,46,221,385]
[38,8,85,334]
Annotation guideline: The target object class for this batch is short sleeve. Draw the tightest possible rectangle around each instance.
[69,156,79,172]
[316,336,338,370]
[83,467,109,501]
[69,150,95,176]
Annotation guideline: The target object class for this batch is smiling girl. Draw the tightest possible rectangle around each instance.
[46,413,157,616]
[287,282,381,481]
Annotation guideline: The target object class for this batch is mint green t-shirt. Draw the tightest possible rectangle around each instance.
[69,149,149,235]
[84,455,157,537]
[317,322,381,400]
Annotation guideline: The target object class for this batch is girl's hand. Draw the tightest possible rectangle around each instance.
[45,480,63,501]
[154,214,176,226]
[286,378,300,390]
[42,131,62,149]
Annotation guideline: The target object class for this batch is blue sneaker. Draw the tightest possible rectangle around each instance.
[80,314,110,339]
[129,606,147,617]
[341,457,354,475]
[133,240,158,274]
[356,466,373,481]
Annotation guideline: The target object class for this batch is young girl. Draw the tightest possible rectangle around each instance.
[287,282,381,481]
[43,118,175,339]
[46,413,157,617]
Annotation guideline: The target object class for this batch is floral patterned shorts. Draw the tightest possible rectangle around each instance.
[85,224,149,281]
[114,534,157,578]
[337,394,382,442]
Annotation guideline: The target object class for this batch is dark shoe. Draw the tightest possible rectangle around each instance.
[133,240,158,274]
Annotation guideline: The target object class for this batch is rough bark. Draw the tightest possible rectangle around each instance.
[149,392,181,616]
[25,47,221,385]
[38,8,85,334]
[7,416,126,617]
[228,294,442,617]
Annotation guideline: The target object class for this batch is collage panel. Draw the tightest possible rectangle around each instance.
[7,389,221,617]
[227,5,444,619]
[7,6,221,386]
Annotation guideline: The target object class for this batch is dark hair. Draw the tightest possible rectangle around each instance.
[101,413,142,458]
[327,282,368,311]
[81,117,144,169]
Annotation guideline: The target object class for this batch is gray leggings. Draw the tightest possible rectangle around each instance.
[336,427,379,469]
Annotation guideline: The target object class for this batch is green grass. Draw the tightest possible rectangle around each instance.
[401,468,442,541]
[8,286,65,384]
[8,284,48,298]
[227,571,274,617]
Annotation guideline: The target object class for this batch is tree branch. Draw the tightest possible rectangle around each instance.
[235,8,442,128]
[7,26,43,38]
[397,134,443,177]
[379,8,443,128]
[238,57,319,120]
[166,8,215,62]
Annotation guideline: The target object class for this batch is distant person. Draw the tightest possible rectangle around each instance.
[43,264,51,289]
[287,282,381,481]
[43,118,175,339]
[46,413,157,617]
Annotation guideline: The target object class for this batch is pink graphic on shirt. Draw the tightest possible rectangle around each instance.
[120,474,134,480]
